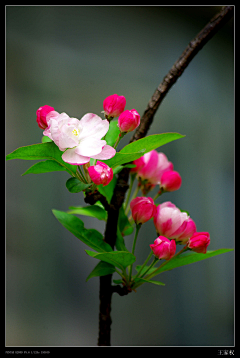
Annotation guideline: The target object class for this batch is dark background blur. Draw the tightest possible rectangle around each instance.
[6,6,234,346]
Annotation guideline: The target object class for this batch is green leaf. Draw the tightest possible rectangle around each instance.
[116,226,128,252]
[66,177,91,193]
[6,142,77,176]
[105,119,120,147]
[42,136,53,143]
[52,210,113,253]
[21,160,67,175]
[85,250,136,271]
[68,204,107,221]
[86,261,116,281]
[120,133,185,155]
[102,133,184,169]
[146,248,234,280]
[101,151,145,169]
[134,277,165,286]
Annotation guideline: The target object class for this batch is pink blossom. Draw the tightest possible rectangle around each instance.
[132,150,173,185]
[36,105,55,129]
[130,156,145,173]
[103,94,126,119]
[150,236,176,260]
[187,232,210,253]
[153,201,189,240]
[43,112,116,165]
[177,218,197,244]
[88,161,113,186]
[160,170,182,192]
[118,109,140,133]
[130,196,157,225]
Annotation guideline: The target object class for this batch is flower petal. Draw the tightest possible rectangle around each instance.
[75,138,106,157]
[62,147,90,165]
[79,113,109,140]
[91,145,116,160]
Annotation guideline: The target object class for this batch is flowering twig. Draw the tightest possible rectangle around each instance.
[96,6,234,346]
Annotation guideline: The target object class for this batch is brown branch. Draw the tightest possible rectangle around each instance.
[131,5,234,143]
[96,6,234,346]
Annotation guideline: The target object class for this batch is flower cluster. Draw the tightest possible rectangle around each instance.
[131,149,181,195]
[129,156,210,261]
[35,95,210,290]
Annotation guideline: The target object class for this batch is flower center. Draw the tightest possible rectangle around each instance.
[72,128,79,137]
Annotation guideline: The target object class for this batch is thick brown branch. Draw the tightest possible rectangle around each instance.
[97,6,234,346]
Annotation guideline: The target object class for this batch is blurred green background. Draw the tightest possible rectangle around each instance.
[6,6,234,346]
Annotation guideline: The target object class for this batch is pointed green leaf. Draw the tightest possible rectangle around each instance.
[134,277,165,286]
[102,133,184,169]
[52,210,113,253]
[6,142,77,176]
[85,250,136,271]
[120,133,185,155]
[86,261,116,281]
[113,279,123,285]
[146,248,234,280]
[66,177,91,193]
[68,205,107,221]
[21,160,66,175]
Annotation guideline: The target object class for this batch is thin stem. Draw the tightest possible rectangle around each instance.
[113,132,127,149]
[77,165,88,183]
[128,223,141,281]
[124,173,136,211]
[125,183,140,216]
[153,188,163,201]
[133,250,153,280]
[145,245,188,281]
[139,256,159,278]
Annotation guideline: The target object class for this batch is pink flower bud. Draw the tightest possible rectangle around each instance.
[118,109,140,133]
[177,218,197,244]
[150,236,176,260]
[88,161,113,186]
[36,105,55,129]
[153,201,189,239]
[160,170,182,192]
[103,94,126,118]
[130,196,157,225]
[187,232,210,253]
